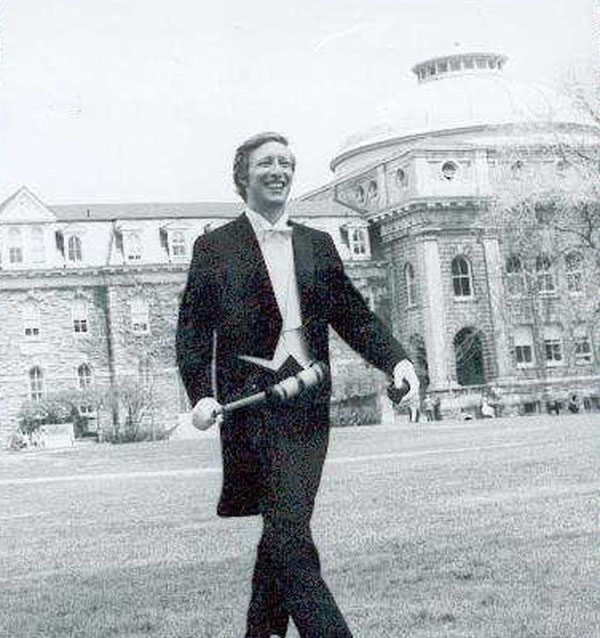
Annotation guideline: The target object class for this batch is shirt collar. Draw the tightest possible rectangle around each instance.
[245,206,290,237]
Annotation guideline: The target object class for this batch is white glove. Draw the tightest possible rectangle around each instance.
[191,397,223,431]
[393,359,420,405]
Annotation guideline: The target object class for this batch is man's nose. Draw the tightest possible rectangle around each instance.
[270,160,290,174]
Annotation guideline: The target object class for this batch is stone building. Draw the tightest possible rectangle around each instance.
[301,50,600,416]
[0,189,389,445]
[2,49,599,445]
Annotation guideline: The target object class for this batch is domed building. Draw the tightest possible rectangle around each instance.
[302,50,600,416]
[1,51,599,448]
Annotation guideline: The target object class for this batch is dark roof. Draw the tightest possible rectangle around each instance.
[49,198,359,222]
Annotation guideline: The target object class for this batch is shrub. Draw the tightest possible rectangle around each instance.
[18,395,76,434]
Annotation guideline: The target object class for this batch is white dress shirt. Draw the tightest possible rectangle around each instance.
[239,208,312,371]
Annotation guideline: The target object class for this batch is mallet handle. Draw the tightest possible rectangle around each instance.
[218,362,328,416]
[221,391,267,414]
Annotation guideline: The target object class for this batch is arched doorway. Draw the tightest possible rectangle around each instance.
[453,328,485,386]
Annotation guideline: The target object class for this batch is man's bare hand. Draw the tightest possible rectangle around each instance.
[192,397,223,431]
[393,359,420,404]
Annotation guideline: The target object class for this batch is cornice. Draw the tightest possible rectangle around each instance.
[369,196,489,224]
[0,263,190,290]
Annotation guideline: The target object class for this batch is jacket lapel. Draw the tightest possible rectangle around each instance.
[289,221,316,323]
[227,214,282,354]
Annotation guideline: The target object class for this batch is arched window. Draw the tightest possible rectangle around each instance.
[77,363,92,389]
[506,255,525,295]
[511,159,525,178]
[367,180,378,201]
[8,228,23,264]
[451,256,473,297]
[29,366,44,402]
[355,185,366,206]
[130,296,149,333]
[67,235,82,262]
[565,251,583,293]
[396,167,408,188]
[404,263,417,307]
[535,254,555,294]
[453,328,485,386]
[556,159,570,177]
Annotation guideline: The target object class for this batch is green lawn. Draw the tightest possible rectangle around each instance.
[1,414,599,637]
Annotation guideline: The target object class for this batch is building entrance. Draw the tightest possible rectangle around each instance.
[454,328,485,386]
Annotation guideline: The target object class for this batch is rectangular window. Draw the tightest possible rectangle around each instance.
[515,345,533,364]
[514,325,535,368]
[72,300,88,334]
[9,247,23,264]
[544,339,563,363]
[131,297,150,334]
[574,335,593,364]
[543,324,563,365]
[350,229,367,256]
[537,273,555,294]
[170,231,187,259]
[566,272,582,293]
[23,304,41,339]
[73,319,88,333]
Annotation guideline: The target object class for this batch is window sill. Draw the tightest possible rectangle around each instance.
[453,296,476,303]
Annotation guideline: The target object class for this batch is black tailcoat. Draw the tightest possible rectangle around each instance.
[176,213,407,516]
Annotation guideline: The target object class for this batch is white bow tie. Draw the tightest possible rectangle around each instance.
[259,226,293,242]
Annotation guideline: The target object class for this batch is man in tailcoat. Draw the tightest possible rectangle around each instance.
[176,132,419,637]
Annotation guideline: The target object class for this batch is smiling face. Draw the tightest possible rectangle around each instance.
[244,140,295,219]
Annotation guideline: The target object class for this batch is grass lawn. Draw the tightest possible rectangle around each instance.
[1,414,599,637]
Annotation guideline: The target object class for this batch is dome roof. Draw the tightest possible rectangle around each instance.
[333,52,597,173]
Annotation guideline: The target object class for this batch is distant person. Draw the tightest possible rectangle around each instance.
[176,132,420,637]
[481,396,495,418]
[433,394,442,420]
[567,395,580,414]
[423,394,435,422]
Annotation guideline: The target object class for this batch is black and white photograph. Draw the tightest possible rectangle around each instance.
[1,1,599,636]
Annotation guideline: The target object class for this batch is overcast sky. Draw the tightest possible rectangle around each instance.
[0,0,596,205]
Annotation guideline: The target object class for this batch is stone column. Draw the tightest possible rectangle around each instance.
[419,234,449,389]
[482,236,512,379]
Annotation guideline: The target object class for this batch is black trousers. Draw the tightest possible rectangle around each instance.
[243,399,353,637]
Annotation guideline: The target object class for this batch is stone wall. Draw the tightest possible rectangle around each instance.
[0,259,389,446]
